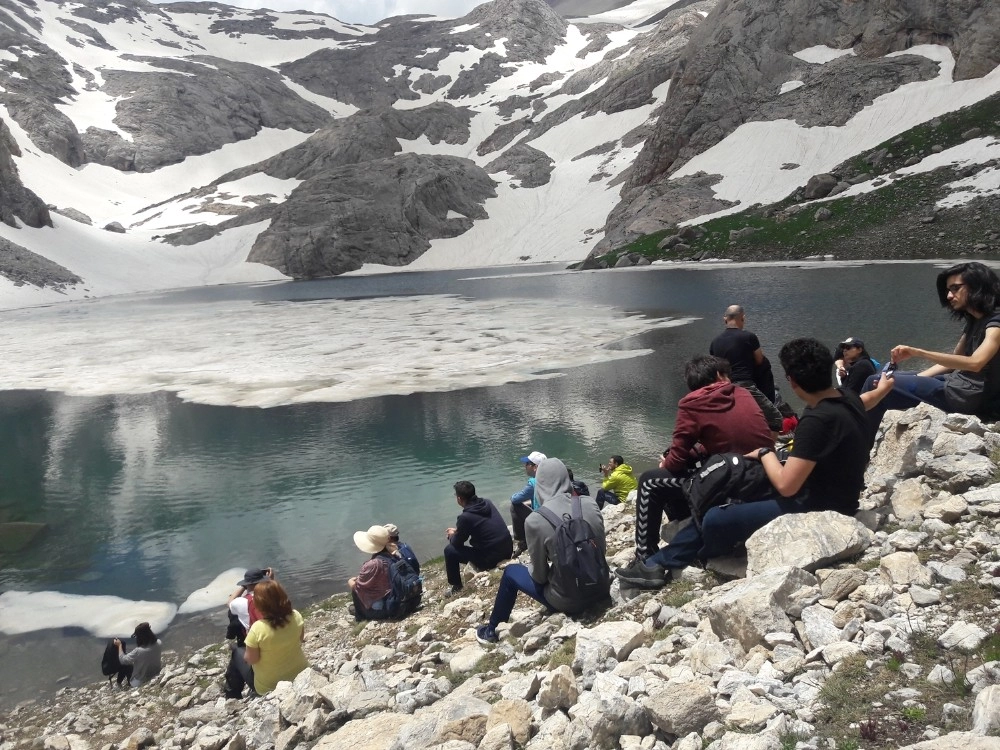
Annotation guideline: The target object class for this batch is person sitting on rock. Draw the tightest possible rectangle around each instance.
[510,450,546,553]
[475,458,608,644]
[566,468,589,498]
[385,523,420,575]
[243,579,309,694]
[223,567,273,699]
[617,338,892,588]
[709,304,784,433]
[113,622,162,687]
[632,355,772,561]
[863,261,1000,435]
[349,525,396,619]
[443,480,513,596]
[596,454,637,507]
[834,336,877,394]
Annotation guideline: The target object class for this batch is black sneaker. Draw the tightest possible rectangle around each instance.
[615,559,669,589]
[444,585,462,598]
[475,624,499,644]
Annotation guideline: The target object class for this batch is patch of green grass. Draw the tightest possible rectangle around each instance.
[980,631,1000,663]
[661,578,699,608]
[546,637,576,669]
[836,740,860,750]
[901,706,926,722]
[945,580,995,615]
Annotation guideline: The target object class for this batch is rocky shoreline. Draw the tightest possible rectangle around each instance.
[5,405,1000,750]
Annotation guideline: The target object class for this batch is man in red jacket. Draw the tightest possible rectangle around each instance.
[633,355,772,560]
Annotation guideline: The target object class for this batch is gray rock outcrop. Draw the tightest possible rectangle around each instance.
[0,118,50,229]
[595,0,1000,255]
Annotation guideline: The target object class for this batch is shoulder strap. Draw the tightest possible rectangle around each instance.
[571,495,583,519]
[536,505,562,529]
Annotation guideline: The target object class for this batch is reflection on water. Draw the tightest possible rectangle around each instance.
[0,261,967,705]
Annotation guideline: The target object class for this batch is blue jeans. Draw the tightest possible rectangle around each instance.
[862,372,951,441]
[487,564,550,628]
[645,498,801,569]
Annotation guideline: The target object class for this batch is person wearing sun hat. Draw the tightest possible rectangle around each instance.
[348,525,396,620]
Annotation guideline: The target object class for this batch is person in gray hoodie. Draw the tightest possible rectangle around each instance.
[476,458,608,644]
[444,480,514,595]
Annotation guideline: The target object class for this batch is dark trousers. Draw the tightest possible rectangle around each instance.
[634,468,689,559]
[487,564,550,628]
[444,542,512,587]
[646,498,801,569]
[223,646,255,698]
[511,502,532,545]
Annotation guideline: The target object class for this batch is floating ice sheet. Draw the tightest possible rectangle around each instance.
[0,292,683,408]
[0,590,177,638]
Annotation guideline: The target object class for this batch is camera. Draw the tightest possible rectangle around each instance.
[882,361,897,375]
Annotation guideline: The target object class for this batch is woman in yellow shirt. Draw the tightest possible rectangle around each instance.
[243,579,309,693]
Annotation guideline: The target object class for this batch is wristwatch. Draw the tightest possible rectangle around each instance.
[757,447,773,460]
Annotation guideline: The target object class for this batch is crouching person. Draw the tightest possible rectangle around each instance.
[444,481,513,596]
[349,524,422,620]
[475,458,610,644]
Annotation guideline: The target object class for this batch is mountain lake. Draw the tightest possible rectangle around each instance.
[0,260,971,706]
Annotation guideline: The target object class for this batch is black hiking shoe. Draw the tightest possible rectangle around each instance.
[476,624,499,644]
[615,559,670,589]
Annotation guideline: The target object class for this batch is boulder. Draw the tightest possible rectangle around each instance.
[700,566,818,650]
[643,679,720,736]
[745,511,873,576]
[537,665,579,710]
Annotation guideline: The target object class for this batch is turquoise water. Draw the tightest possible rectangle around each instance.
[0,261,964,704]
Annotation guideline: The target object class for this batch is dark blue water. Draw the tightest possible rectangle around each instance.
[0,261,965,705]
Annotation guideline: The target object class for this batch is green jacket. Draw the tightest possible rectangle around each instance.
[602,463,637,500]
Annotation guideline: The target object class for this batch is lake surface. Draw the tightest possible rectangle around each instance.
[0,261,966,706]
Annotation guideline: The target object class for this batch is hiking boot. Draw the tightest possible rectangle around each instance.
[475,624,499,644]
[615,559,670,589]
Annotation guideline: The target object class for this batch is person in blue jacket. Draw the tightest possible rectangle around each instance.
[510,450,546,553]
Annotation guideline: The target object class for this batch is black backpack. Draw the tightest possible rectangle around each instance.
[536,496,611,605]
[101,639,134,687]
[683,453,773,529]
[366,553,423,620]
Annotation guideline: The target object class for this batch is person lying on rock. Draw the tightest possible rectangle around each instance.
[632,354,772,563]
[475,458,609,644]
[443,480,513,597]
[617,337,893,589]
[863,261,1000,436]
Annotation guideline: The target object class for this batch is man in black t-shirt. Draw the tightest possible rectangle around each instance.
[709,305,784,432]
[616,338,893,589]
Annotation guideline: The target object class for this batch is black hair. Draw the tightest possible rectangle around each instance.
[684,354,731,391]
[133,622,157,648]
[936,262,1000,320]
[779,337,834,393]
[453,480,476,501]
[610,455,624,466]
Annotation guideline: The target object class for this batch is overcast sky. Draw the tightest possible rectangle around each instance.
[235,0,486,24]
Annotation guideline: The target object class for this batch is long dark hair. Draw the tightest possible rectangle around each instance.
[252,579,294,628]
[936,262,1000,320]
[133,622,157,648]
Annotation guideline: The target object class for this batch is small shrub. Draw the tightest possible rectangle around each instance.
[901,705,926,722]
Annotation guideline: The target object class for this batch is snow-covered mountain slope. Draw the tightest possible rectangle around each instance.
[0,0,998,308]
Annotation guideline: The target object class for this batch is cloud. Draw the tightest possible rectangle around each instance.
[216,0,485,24]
